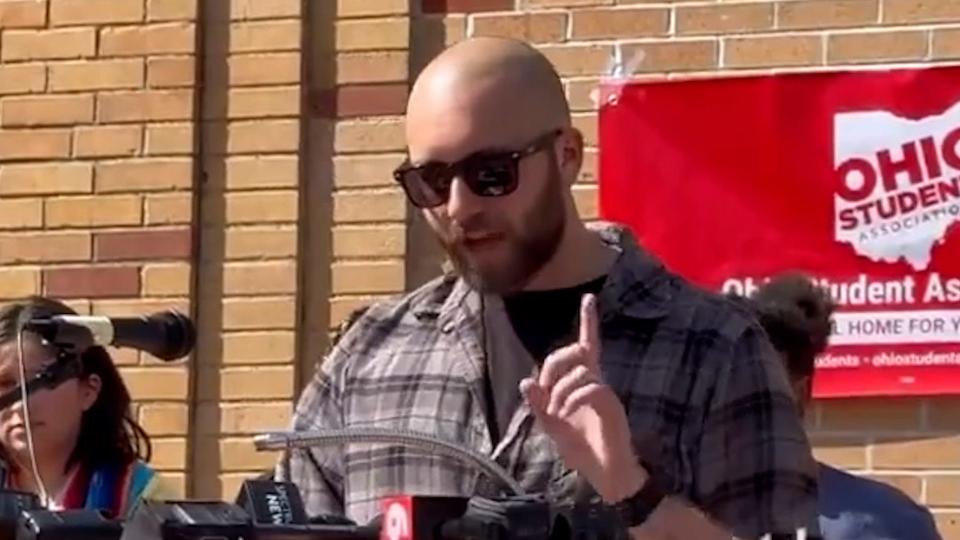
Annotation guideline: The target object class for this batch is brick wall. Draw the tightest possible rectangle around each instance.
[1,0,959,536]
[0,0,196,495]
[188,0,304,500]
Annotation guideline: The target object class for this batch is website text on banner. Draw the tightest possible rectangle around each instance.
[598,67,960,398]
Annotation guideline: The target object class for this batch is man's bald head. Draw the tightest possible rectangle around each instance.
[400,38,586,294]
[406,37,571,163]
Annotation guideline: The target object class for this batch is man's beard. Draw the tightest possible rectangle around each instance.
[441,168,566,295]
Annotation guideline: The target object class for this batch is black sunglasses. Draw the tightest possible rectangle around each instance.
[393,129,563,209]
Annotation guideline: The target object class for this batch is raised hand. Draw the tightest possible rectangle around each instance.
[519,293,647,502]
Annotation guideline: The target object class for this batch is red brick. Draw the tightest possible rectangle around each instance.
[95,229,192,262]
[421,0,513,13]
[44,266,141,299]
[312,84,408,118]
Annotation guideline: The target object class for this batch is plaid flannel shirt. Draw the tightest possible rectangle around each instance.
[276,223,819,538]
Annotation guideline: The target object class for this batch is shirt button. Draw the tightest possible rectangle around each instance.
[442,322,455,333]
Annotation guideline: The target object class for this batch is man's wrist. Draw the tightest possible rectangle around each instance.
[600,459,648,504]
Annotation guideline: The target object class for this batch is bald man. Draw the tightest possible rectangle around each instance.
[278,38,820,539]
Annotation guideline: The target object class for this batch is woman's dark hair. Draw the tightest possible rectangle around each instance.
[0,296,151,471]
[744,273,836,378]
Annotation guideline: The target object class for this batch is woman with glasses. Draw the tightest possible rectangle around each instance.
[0,296,174,518]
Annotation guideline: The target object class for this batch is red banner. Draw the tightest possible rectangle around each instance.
[598,67,960,398]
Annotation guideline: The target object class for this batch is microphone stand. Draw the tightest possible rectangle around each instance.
[254,428,525,496]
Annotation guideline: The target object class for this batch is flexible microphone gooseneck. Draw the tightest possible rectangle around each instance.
[254,428,525,497]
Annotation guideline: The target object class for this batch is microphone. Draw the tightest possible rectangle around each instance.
[22,311,196,361]
[380,495,469,540]
[236,480,308,526]
[235,479,380,539]
[379,494,633,540]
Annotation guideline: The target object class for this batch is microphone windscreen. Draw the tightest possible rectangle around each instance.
[144,311,196,361]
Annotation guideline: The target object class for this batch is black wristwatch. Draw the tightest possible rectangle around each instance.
[611,472,666,528]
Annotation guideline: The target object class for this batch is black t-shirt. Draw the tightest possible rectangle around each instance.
[504,276,607,363]
[484,276,607,444]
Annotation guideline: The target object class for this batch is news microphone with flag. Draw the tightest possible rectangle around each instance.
[22,311,196,362]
